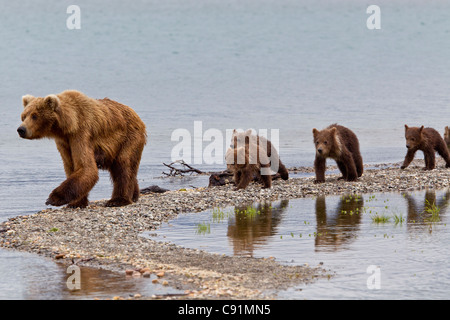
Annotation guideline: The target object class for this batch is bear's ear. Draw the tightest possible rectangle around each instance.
[22,94,35,108]
[245,129,252,136]
[404,124,409,131]
[44,94,60,111]
[312,128,319,139]
[419,125,424,134]
[233,129,237,134]
[445,126,449,134]
[330,127,337,136]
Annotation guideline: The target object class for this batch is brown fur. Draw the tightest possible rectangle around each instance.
[231,129,289,180]
[312,124,363,183]
[17,90,147,208]
[445,126,450,150]
[401,125,450,170]
[225,144,271,190]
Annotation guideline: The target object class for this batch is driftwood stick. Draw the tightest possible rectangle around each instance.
[162,160,204,176]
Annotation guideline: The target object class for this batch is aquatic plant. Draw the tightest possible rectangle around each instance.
[393,213,405,225]
[424,200,441,223]
[371,214,390,223]
[195,222,210,235]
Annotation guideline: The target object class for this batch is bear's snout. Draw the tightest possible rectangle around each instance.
[317,148,323,154]
[17,126,27,138]
[406,144,410,149]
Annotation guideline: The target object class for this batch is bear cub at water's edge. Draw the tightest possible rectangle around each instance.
[17,90,147,208]
[401,125,450,170]
[312,124,363,183]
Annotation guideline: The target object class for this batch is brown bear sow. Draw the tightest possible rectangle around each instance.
[17,90,147,208]
[445,126,450,150]
[312,124,363,183]
[230,129,289,180]
[401,125,450,170]
[225,144,271,190]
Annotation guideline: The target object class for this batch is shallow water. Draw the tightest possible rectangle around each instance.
[1,0,450,298]
[0,249,182,300]
[150,189,450,299]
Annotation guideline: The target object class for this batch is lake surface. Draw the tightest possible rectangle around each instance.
[151,189,450,299]
[1,0,450,299]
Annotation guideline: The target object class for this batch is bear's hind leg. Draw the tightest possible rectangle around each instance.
[336,160,348,180]
[340,151,358,181]
[353,152,364,177]
[435,140,450,168]
[260,171,272,188]
[423,150,436,170]
[107,160,133,207]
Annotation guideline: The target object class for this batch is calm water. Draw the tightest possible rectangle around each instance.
[0,249,182,299]
[150,189,450,299]
[1,0,450,298]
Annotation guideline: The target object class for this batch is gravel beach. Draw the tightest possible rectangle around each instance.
[1,159,449,299]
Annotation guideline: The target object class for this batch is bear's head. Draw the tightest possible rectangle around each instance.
[312,127,339,158]
[230,129,256,149]
[404,125,424,150]
[17,94,61,140]
[225,146,249,170]
[445,126,450,148]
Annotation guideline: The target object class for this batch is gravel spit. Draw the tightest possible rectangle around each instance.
[1,159,449,299]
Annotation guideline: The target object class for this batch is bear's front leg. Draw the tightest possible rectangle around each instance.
[401,149,416,169]
[46,144,99,207]
[46,170,98,207]
[46,188,71,207]
[235,169,253,190]
[314,156,326,183]
[68,196,89,208]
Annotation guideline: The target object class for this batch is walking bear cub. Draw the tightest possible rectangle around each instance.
[401,125,450,170]
[312,124,363,183]
[17,90,147,208]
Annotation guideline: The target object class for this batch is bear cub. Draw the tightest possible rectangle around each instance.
[230,129,289,181]
[401,125,450,170]
[18,90,147,208]
[225,144,272,190]
[312,124,363,183]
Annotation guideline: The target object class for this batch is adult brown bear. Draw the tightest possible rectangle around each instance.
[17,90,147,208]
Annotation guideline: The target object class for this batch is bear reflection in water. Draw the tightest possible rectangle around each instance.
[225,190,449,256]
